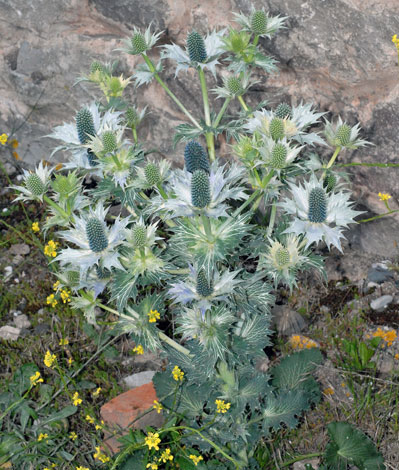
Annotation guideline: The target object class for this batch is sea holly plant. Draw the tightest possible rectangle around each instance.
[12,6,379,470]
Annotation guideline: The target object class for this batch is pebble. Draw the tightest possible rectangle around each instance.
[122,371,156,389]
[3,162,16,176]
[3,266,12,281]
[9,243,30,256]
[293,459,319,470]
[367,264,394,284]
[0,325,22,341]
[14,314,31,329]
[370,295,393,311]
[12,254,24,265]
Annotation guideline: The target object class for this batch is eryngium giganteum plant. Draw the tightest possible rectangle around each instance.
[15,6,371,469]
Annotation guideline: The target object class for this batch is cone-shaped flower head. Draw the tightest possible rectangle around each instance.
[196,269,214,297]
[87,149,98,167]
[130,31,147,55]
[132,224,147,248]
[90,61,104,74]
[250,10,268,35]
[259,137,303,171]
[76,108,96,145]
[26,173,46,196]
[335,124,351,146]
[144,162,161,186]
[307,187,327,223]
[275,103,293,120]
[187,31,207,63]
[101,130,117,153]
[226,76,244,96]
[269,117,285,141]
[86,218,109,252]
[270,143,288,169]
[191,169,211,208]
[184,141,210,174]
[324,117,370,149]
[12,161,52,202]
[323,173,337,193]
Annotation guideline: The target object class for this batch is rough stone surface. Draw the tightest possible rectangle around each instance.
[293,459,320,470]
[100,382,163,453]
[370,295,393,311]
[0,325,22,341]
[1,0,399,255]
[122,370,156,389]
[9,243,30,256]
[14,314,31,329]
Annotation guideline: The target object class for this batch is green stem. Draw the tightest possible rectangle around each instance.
[357,210,399,223]
[261,169,275,188]
[142,54,201,130]
[111,153,122,170]
[201,213,213,238]
[336,162,399,168]
[267,203,277,236]
[43,195,71,222]
[132,126,138,144]
[279,452,322,468]
[238,95,249,112]
[213,97,231,127]
[198,67,215,162]
[0,389,31,422]
[0,219,42,250]
[322,146,341,178]
[156,183,168,199]
[253,168,262,186]
[233,189,261,217]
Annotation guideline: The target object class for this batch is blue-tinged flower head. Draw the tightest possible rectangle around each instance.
[191,169,211,209]
[187,31,207,63]
[184,141,210,174]
[280,174,363,252]
[12,161,52,202]
[56,203,130,276]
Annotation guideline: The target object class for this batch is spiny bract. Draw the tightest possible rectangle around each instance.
[76,108,96,145]
[308,187,327,223]
[26,174,45,196]
[86,218,109,253]
[184,141,210,174]
[187,31,207,63]
[144,163,161,186]
[275,103,293,120]
[191,169,211,208]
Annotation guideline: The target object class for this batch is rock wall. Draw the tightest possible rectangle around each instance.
[1,0,399,255]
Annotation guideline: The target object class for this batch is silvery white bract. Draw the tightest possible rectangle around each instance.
[117,24,164,55]
[12,161,52,202]
[212,72,256,99]
[233,8,287,38]
[153,161,246,218]
[280,174,362,251]
[258,137,304,170]
[245,103,326,146]
[48,102,122,169]
[134,160,171,190]
[324,116,370,149]
[124,219,162,249]
[168,264,241,313]
[56,204,130,275]
[161,29,226,78]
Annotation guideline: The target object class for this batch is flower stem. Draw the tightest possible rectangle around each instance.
[156,183,168,199]
[141,54,202,130]
[233,189,260,217]
[357,209,399,223]
[132,126,138,143]
[238,95,249,112]
[267,203,277,236]
[213,97,231,127]
[201,213,213,238]
[322,146,341,178]
[198,67,216,161]
[43,195,71,222]
[279,452,322,468]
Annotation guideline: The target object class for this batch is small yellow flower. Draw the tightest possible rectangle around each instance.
[30,371,43,386]
[38,432,49,442]
[10,138,18,148]
[373,327,397,346]
[72,392,82,406]
[93,446,110,463]
[59,338,69,346]
[289,334,318,350]
[172,365,184,381]
[323,387,335,396]
[153,400,163,414]
[69,431,78,441]
[148,309,160,323]
[85,414,95,424]
[55,163,63,171]
[92,387,102,397]
[46,294,58,308]
[394,353,399,360]
[132,344,144,354]
[189,454,204,466]
[44,350,57,368]
[159,448,173,463]
[60,289,71,303]
[76,467,89,470]
[144,432,161,450]
[392,34,399,47]
[53,280,60,291]
[378,192,392,202]
[67,357,74,367]
[95,420,104,431]
[44,240,59,258]
[0,133,8,145]
[12,151,20,160]
[32,222,40,233]
[215,399,231,414]
[146,463,158,470]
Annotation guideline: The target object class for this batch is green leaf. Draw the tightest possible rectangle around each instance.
[324,422,385,470]
[119,450,147,470]
[34,405,77,428]
[13,364,39,396]
[262,390,309,432]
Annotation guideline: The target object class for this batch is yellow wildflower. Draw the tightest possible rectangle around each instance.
[46,294,58,308]
[148,309,160,323]
[95,420,104,430]
[72,392,82,406]
[32,222,40,233]
[60,289,71,303]
[76,467,89,470]
[159,448,173,463]
[0,133,8,145]
[153,400,163,414]
[323,387,334,396]
[69,431,78,441]
[59,338,69,346]
[38,433,49,442]
[215,399,231,414]
[146,463,158,470]
[10,138,18,148]
[172,365,184,381]
[144,432,161,451]
[92,387,102,397]
[44,240,59,257]
[394,353,399,360]
[133,344,144,354]
[378,192,392,202]
[85,414,95,424]
[44,350,57,368]
[289,334,318,350]
[373,327,397,347]
[12,151,20,160]
[67,357,74,367]
[392,34,399,47]
[189,455,204,466]
[53,280,60,290]
[30,371,43,386]
[93,446,110,463]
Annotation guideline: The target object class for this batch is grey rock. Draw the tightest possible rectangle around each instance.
[370,295,393,311]
[9,243,30,256]
[14,314,31,329]
[122,370,156,389]
[0,325,22,341]
[378,356,395,375]
[3,266,13,281]
[273,305,307,335]
[367,266,395,284]
[12,254,24,265]
[3,162,16,175]
[293,459,319,470]
[33,323,51,335]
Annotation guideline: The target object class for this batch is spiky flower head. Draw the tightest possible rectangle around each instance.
[119,25,163,57]
[76,108,96,145]
[258,137,303,172]
[86,218,109,253]
[90,61,104,74]
[191,169,211,208]
[131,31,147,55]
[187,31,207,63]
[132,224,147,248]
[336,124,351,146]
[87,149,98,167]
[26,173,46,196]
[308,187,327,223]
[227,76,244,96]
[250,10,268,35]
[101,130,117,153]
[144,162,162,186]
[275,103,293,120]
[269,117,285,141]
[324,117,370,149]
[270,143,288,169]
[184,141,210,174]
[196,269,214,297]
[51,171,81,199]
[12,161,52,202]
[323,173,337,193]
